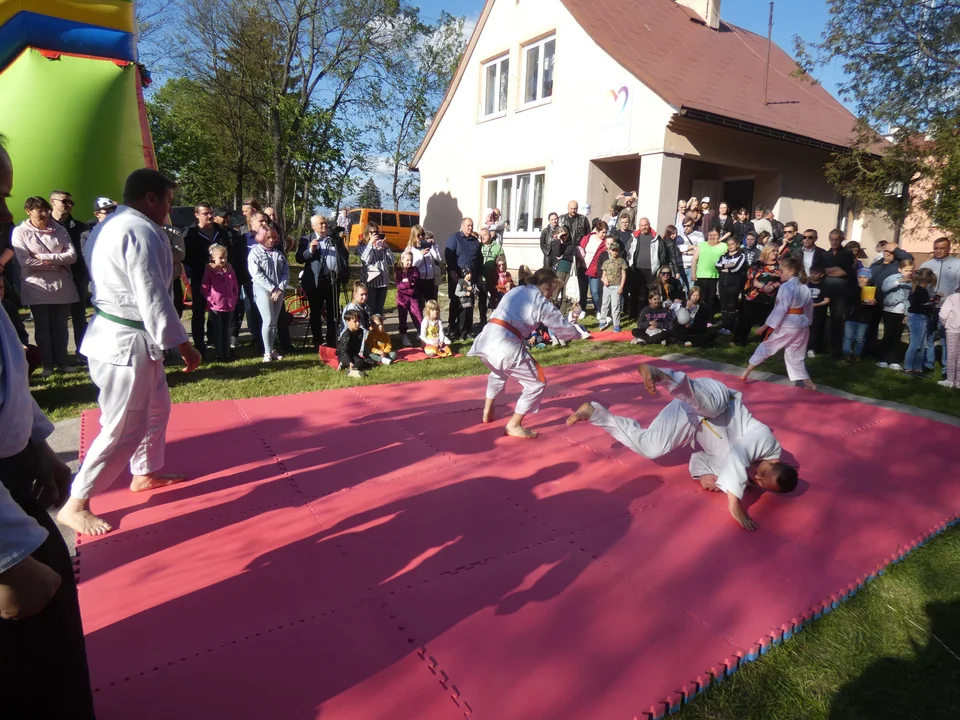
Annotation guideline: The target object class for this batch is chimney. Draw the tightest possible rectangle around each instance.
[677,0,721,30]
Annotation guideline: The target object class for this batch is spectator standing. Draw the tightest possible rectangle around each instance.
[407,226,441,304]
[200,244,239,361]
[732,207,751,243]
[613,191,637,231]
[842,269,876,361]
[676,218,703,292]
[79,197,117,255]
[921,236,960,377]
[743,231,761,266]
[539,212,560,268]
[690,228,725,317]
[579,219,608,316]
[868,242,913,357]
[797,229,826,276]
[248,224,289,362]
[806,268,829,356]
[903,267,938,376]
[675,199,688,228]
[710,201,734,241]
[183,203,230,358]
[734,244,781,345]
[212,208,246,347]
[356,222,394,318]
[766,211,785,243]
[598,239,627,332]
[938,290,960,388]
[444,217,482,338]
[819,229,856,358]
[562,201,591,308]
[297,214,349,349]
[781,222,802,256]
[50,191,88,353]
[699,198,716,237]
[750,205,773,238]
[551,227,576,309]
[11,197,78,376]
[715,236,746,335]
[163,224,186,317]
[878,259,915,370]
[478,227,502,327]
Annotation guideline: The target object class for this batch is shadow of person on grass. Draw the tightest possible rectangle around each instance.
[828,599,960,720]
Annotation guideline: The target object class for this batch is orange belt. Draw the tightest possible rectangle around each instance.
[763,307,805,339]
[489,318,547,382]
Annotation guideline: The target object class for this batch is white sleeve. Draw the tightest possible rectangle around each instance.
[0,483,48,574]
[715,430,781,499]
[659,368,733,420]
[765,284,789,331]
[537,293,581,342]
[128,230,189,350]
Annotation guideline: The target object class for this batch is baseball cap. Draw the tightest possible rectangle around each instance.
[701,196,711,203]
[95,197,117,211]
[213,206,231,219]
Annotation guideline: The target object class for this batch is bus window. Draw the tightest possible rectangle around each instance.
[348,210,361,225]
[413,215,420,225]
[381,212,397,227]
[368,211,381,225]
[399,214,413,228]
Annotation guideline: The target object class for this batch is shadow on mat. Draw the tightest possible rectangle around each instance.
[828,599,960,720]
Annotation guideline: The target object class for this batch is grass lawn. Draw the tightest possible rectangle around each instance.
[27,301,960,719]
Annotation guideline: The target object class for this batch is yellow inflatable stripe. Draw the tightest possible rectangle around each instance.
[0,0,135,33]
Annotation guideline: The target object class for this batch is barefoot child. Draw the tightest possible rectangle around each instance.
[200,244,239,361]
[566,362,798,531]
[468,268,581,438]
[366,314,397,365]
[421,299,452,357]
[395,251,423,347]
[740,254,816,390]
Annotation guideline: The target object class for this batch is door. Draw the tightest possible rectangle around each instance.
[722,179,755,213]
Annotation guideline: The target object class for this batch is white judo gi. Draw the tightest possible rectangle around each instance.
[589,369,781,499]
[468,285,581,415]
[70,206,189,501]
[747,276,813,381]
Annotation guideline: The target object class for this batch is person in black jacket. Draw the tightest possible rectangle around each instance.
[297,214,349,349]
[50,191,88,354]
[183,203,231,357]
[562,201,591,307]
[716,237,747,334]
[539,212,560,269]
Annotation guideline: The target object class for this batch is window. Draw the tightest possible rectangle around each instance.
[399,214,413,228]
[368,211,381,224]
[523,36,555,106]
[484,170,546,233]
[347,210,361,225]
[381,212,397,227]
[482,55,509,117]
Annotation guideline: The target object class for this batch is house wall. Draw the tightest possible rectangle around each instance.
[417,0,675,270]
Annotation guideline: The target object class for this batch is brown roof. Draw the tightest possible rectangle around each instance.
[413,0,860,168]
[564,0,859,147]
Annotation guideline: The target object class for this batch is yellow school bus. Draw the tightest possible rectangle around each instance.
[346,208,421,252]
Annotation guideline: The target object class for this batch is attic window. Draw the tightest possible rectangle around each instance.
[522,35,555,107]
[482,55,509,118]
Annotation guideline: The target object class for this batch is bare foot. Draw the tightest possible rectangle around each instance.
[130,473,187,493]
[739,372,750,382]
[504,424,538,439]
[803,379,817,391]
[566,401,595,427]
[57,498,113,536]
[482,401,495,423]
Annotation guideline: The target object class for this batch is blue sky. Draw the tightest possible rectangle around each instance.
[415,0,853,111]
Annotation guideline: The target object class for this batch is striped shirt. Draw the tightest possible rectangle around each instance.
[357,241,395,289]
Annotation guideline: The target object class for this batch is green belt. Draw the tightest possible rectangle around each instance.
[93,305,146,330]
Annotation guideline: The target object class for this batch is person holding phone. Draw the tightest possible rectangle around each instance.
[356,221,394,317]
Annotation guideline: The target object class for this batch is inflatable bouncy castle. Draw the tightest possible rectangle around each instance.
[0,0,155,219]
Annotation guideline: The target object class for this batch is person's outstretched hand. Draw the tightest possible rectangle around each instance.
[728,494,757,531]
[179,341,202,373]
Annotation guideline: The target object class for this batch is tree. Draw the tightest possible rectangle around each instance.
[371,12,464,210]
[797,0,960,238]
[357,177,382,209]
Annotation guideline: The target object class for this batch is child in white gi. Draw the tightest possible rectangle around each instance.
[567,362,798,531]
[469,269,581,439]
[740,254,816,390]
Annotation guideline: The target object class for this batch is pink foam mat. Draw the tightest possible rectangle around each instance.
[76,355,960,719]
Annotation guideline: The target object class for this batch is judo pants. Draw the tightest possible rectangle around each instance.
[485,356,546,415]
[748,326,811,381]
[70,349,171,500]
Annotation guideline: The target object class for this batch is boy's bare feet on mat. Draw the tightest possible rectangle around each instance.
[482,400,495,423]
[130,473,186,493]
[504,423,538,439]
[57,498,113,536]
[565,402,595,426]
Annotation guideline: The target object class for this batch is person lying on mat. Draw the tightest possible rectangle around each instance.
[469,268,582,438]
[566,362,797,530]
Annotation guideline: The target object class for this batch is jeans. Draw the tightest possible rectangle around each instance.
[368,285,387,318]
[588,276,603,317]
[904,312,933,371]
[253,287,283,356]
[842,321,868,356]
[32,303,71,369]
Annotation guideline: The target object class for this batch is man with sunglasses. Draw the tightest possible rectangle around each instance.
[50,191,89,354]
[797,228,826,276]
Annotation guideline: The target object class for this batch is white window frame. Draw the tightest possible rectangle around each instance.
[520,35,556,109]
[484,170,547,234]
[480,54,510,120]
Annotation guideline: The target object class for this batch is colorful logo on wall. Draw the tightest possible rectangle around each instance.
[609,86,629,115]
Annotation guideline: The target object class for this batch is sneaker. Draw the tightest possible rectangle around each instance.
[718,328,732,336]
[230,336,238,349]
[401,334,412,348]
[598,322,611,332]
[630,338,646,345]
[661,340,667,345]
[806,350,815,359]
[262,354,272,363]
[888,363,902,371]
[270,351,283,361]
[347,368,365,379]
[937,380,955,388]
[876,361,889,368]
[558,338,567,347]
[40,367,54,378]
[614,326,621,333]
[382,358,393,365]
[684,341,693,347]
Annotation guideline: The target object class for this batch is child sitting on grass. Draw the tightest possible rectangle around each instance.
[421,299,452,357]
[338,308,375,378]
[842,268,875,361]
[342,280,372,330]
[366,314,396,365]
[632,291,674,345]
[565,302,592,339]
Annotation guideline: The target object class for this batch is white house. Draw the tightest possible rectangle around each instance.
[412,0,888,267]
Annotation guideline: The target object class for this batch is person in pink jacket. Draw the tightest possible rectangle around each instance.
[11,196,79,376]
[200,244,239,361]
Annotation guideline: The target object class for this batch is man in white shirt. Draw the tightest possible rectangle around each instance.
[567,363,798,531]
[0,137,96,718]
[751,205,773,238]
[57,169,202,536]
[921,236,960,378]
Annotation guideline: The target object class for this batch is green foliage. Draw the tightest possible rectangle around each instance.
[357,177,383,209]
[799,0,960,238]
